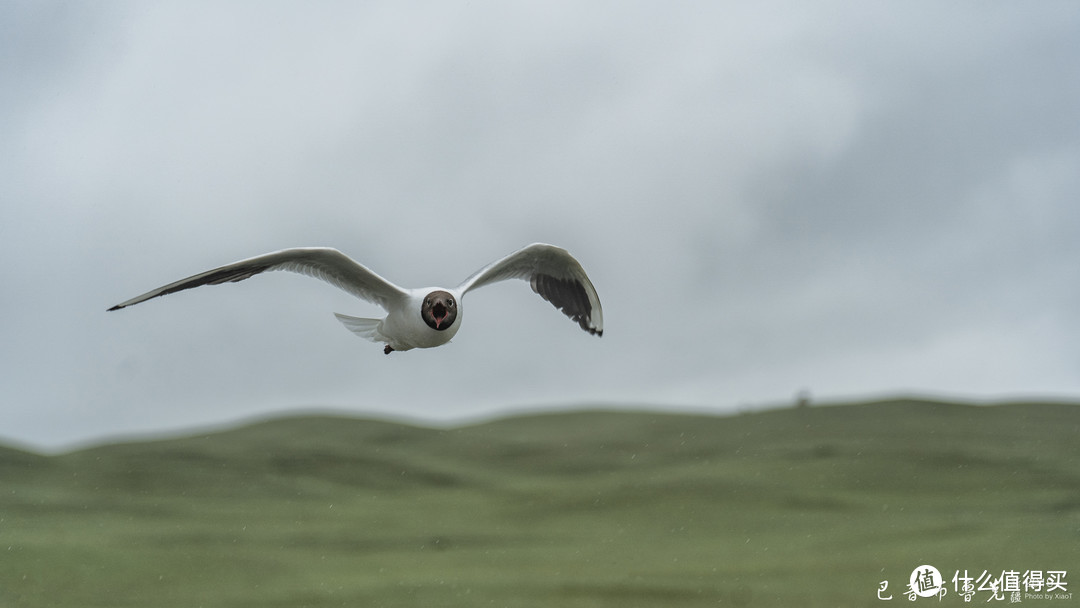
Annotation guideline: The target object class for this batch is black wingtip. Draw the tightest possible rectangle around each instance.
[531,273,604,338]
[107,305,122,312]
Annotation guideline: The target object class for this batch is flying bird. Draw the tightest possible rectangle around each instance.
[108,243,603,354]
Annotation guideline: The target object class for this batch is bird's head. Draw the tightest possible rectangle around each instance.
[421,290,458,331]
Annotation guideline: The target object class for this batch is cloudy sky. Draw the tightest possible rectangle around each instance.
[3,2,1078,450]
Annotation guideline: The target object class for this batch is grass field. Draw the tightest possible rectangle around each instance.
[1,398,1077,607]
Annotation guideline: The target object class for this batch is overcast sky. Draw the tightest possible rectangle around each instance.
[3,2,1078,450]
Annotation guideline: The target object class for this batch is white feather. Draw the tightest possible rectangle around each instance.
[108,243,603,353]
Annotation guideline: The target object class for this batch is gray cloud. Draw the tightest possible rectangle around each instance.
[2,2,1078,449]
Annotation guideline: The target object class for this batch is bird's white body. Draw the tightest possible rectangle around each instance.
[108,243,602,354]
[337,288,463,351]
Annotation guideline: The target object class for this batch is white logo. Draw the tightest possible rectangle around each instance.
[879,567,1069,602]
[909,565,947,600]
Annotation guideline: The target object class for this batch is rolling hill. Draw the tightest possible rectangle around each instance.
[1,398,1077,607]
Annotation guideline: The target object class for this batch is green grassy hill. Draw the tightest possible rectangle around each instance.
[1,399,1077,607]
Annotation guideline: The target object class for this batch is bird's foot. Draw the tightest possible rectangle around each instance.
[384,344,394,355]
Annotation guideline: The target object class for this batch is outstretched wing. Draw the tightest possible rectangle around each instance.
[458,243,603,336]
[108,248,408,312]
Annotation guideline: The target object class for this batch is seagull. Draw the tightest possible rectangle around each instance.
[108,243,603,354]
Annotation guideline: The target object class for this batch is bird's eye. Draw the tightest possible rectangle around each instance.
[447,300,455,307]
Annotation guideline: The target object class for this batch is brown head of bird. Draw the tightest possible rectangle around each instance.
[421,290,457,331]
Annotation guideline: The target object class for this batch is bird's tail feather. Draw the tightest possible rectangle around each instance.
[333,313,384,342]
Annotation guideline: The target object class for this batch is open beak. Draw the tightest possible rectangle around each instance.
[432,302,448,328]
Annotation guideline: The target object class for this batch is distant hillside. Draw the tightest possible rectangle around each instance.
[33,397,1080,489]
[1,398,1077,607]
